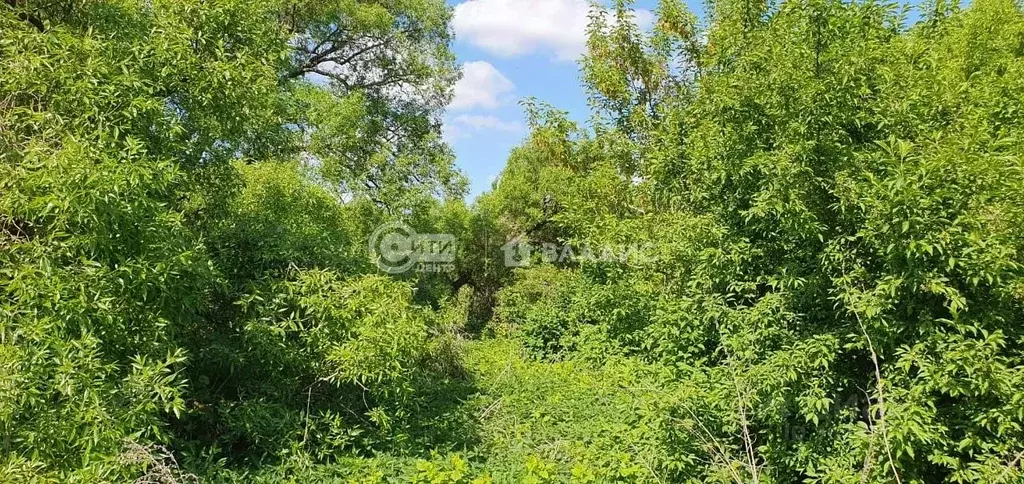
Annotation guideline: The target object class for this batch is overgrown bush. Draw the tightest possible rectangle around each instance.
[2,0,465,478]
[487,0,1024,481]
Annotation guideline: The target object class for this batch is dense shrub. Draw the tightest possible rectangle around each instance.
[487,0,1024,481]
[2,0,464,479]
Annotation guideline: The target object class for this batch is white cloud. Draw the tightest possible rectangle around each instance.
[442,123,464,142]
[453,0,653,62]
[450,61,515,110]
[453,114,524,133]
[444,114,524,142]
[632,9,656,29]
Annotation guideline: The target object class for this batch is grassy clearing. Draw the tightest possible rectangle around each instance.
[457,339,674,483]
[202,338,677,483]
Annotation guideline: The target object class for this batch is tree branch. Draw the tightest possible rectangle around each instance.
[854,310,902,484]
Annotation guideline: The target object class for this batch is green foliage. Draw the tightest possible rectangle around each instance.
[194,160,367,282]
[5,0,1024,481]
[0,140,211,480]
[177,271,449,463]
[458,338,681,483]
[484,0,1024,481]
[2,0,465,479]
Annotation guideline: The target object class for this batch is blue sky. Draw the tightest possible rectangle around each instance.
[444,0,695,200]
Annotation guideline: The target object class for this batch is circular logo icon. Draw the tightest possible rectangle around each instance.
[368,222,418,274]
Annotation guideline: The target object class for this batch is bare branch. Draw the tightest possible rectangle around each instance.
[854,310,902,484]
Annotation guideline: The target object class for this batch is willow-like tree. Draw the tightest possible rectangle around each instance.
[1,0,464,479]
